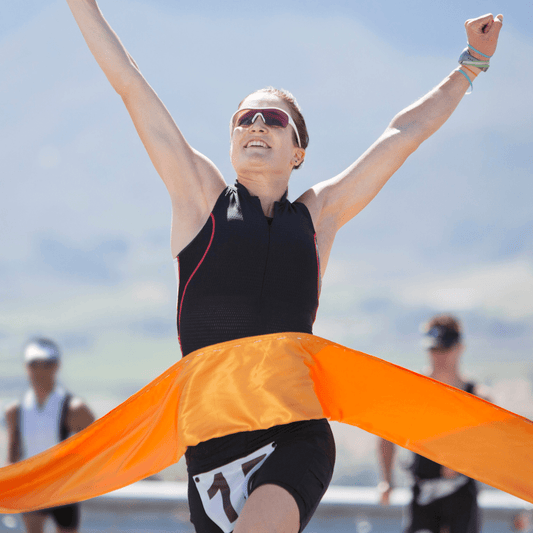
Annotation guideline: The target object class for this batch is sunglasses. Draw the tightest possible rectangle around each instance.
[231,107,302,148]
[27,360,57,369]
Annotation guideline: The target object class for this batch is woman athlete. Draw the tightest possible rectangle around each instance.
[65,2,502,532]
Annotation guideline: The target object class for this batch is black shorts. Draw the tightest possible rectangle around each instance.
[27,503,80,530]
[405,480,479,533]
[187,419,335,533]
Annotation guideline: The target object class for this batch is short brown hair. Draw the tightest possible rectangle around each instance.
[237,87,309,169]
[421,314,462,350]
[426,314,462,336]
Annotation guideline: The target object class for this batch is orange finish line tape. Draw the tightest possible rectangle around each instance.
[1,333,532,512]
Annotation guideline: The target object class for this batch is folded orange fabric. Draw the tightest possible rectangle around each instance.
[1,333,532,512]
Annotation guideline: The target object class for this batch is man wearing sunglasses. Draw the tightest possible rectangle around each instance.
[377,316,491,533]
[65,2,502,532]
[4,338,95,533]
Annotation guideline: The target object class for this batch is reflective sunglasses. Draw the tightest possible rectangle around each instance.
[230,107,301,147]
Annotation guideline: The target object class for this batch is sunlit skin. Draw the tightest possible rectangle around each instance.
[26,361,59,407]
[230,92,305,217]
[428,343,465,388]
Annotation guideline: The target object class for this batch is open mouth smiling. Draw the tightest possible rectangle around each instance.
[245,140,270,149]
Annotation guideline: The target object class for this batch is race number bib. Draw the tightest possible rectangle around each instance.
[416,475,469,505]
[194,442,276,532]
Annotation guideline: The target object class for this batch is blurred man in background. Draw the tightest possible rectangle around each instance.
[378,315,490,533]
[4,338,95,533]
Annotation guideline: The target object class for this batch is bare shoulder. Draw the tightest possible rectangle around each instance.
[473,383,492,402]
[297,186,321,223]
[68,397,95,432]
[4,401,20,427]
[296,183,339,276]
[68,396,93,417]
[68,396,86,410]
[170,174,228,258]
[297,180,340,229]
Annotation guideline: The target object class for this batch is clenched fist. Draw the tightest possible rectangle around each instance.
[465,13,503,60]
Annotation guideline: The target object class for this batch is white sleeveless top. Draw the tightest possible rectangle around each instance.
[20,386,68,459]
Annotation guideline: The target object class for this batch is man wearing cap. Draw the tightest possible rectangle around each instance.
[377,315,490,533]
[4,338,95,533]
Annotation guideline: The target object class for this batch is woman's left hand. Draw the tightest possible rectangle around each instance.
[465,13,504,60]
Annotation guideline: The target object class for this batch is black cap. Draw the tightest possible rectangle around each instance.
[421,325,461,350]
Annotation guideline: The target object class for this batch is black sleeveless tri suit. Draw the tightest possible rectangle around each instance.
[176,181,320,356]
[174,182,335,533]
[405,382,479,533]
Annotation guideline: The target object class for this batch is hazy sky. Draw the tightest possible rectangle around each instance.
[1,0,532,400]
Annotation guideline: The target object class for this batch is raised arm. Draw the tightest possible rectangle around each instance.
[300,14,503,271]
[65,0,226,256]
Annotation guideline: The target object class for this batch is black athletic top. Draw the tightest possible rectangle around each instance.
[412,382,476,480]
[175,181,320,357]
[176,182,328,473]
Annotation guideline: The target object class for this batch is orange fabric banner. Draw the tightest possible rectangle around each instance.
[1,333,532,512]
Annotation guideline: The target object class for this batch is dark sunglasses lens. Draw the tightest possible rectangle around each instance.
[236,109,289,128]
[236,110,256,126]
[29,360,55,369]
[261,109,289,127]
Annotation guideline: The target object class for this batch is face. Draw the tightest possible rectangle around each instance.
[230,92,305,178]
[26,360,59,392]
[428,343,463,367]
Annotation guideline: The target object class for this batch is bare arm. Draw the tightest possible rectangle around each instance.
[65,0,226,256]
[5,403,21,464]
[377,438,396,505]
[300,14,503,272]
[67,397,96,434]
